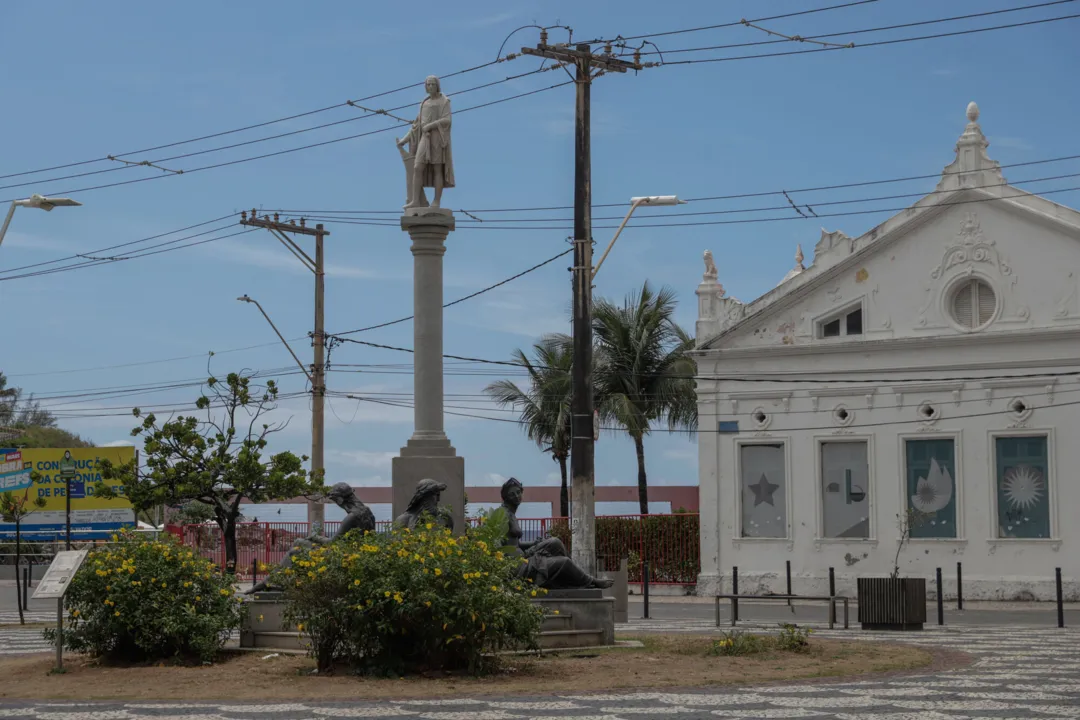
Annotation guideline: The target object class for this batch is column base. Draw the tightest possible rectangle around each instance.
[391,446,465,533]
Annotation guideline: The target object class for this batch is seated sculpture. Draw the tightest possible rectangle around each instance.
[499,477,613,590]
[394,478,455,531]
[246,482,375,594]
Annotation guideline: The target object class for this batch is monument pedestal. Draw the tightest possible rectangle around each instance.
[531,588,616,648]
[392,445,465,528]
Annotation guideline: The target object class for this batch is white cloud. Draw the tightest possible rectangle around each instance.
[204,241,384,280]
[99,440,136,447]
[663,446,697,463]
[328,449,395,469]
[991,136,1033,152]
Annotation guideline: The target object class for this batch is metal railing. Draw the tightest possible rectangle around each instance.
[176,514,700,583]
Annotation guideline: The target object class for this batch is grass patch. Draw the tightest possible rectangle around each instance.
[0,635,935,701]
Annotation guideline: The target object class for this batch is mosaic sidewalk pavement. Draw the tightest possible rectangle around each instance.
[0,624,1078,718]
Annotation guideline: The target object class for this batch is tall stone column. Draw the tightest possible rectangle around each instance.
[391,209,465,531]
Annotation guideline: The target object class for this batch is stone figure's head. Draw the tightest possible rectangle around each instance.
[408,478,447,512]
[326,482,355,507]
[501,477,524,507]
[425,75,441,96]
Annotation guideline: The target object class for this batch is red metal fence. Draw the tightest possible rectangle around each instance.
[178,514,700,585]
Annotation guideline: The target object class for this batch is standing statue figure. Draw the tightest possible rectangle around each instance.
[499,477,613,590]
[396,75,455,210]
[394,478,455,531]
[245,482,375,594]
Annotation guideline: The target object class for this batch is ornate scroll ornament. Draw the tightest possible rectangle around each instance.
[918,212,1028,328]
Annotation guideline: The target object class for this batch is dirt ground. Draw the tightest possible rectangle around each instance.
[0,636,937,701]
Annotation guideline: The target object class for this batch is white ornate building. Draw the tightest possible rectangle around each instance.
[693,103,1080,601]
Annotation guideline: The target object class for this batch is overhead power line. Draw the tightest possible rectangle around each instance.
[656,12,1080,67]
[0,56,518,183]
[259,152,1080,216]
[0,79,574,206]
[636,0,1079,57]
[584,0,883,43]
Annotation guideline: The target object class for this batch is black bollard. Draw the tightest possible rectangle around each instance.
[252,557,258,590]
[936,567,944,626]
[642,560,650,619]
[1057,567,1065,629]
[828,567,837,625]
[786,560,792,607]
[957,562,964,611]
[23,566,29,611]
[732,566,739,623]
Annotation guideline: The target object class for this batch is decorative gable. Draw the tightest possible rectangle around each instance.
[695,102,1080,353]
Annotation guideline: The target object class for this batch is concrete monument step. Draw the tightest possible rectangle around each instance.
[538,628,606,650]
[540,613,573,631]
[247,630,309,651]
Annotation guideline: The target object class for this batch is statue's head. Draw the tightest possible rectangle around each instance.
[425,75,441,95]
[501,477,524,506]
[408,478,447,511]
[326,482,355,506]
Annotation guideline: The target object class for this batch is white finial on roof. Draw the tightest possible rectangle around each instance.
[794,243,805,269]
[966,101,980,124]
[936,100,1005,193]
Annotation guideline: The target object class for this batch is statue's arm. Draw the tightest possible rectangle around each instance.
[423,102,451,134]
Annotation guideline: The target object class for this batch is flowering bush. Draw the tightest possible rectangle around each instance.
[274,521,544,675]
[45,530,243,663]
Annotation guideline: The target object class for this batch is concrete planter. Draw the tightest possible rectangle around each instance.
[857,577,927,630]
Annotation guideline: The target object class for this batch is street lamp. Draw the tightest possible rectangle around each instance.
[592,196,686,279]
[236,295,313,385]
[568,194,685,574]
[0,194,83,250]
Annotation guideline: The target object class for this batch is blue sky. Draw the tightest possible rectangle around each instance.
[2,0,1078,520]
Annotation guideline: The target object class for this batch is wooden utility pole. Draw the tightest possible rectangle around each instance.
[239,211,328,531]
[522,37,640,575]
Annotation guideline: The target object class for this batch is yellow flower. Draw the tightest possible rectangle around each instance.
[258,615,264,622]
[297,623,304,631]
[114,611,120,617]
[384,591,391,598]
[495,552,504,561]
[424,601,432,608]
[553,610,560,615]
[491,585,498,592]
[195,596,201,602]
[72,610,80,617]
[393,594,403,604]
[354,579,361,586]
[531,590,537,597]
[220,589,230,597]
[434,568,442,576]
[425,523,433,530]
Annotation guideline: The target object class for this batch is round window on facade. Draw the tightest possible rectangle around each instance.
[949,278,996,330]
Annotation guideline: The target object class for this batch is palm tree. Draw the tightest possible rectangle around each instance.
[593,281,697,515]
[484,333,574,517]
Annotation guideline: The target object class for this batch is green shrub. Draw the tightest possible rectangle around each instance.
[776,622,813,652]
[274,521,543,675]
[45,530,243,663]
[708,630,769,656]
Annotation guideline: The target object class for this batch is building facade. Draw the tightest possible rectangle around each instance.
[693,103,1080,601]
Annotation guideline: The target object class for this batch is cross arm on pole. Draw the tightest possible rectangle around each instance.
[521,45,639,73]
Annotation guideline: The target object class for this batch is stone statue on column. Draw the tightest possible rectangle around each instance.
[391,81,463,529]
[397,75,455,211]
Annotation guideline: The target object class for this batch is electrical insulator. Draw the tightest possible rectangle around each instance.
[540,28,548,45]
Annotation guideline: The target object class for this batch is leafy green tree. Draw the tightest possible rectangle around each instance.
[96,371,320,574]
[484,334,573,517]
[592,282,697,514]
[0,482,47,625]
[168,500,216,527]
[0,372,55,429]
[5,426,93,449]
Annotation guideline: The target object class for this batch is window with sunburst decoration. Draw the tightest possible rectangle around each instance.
[995,436,1051,539]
